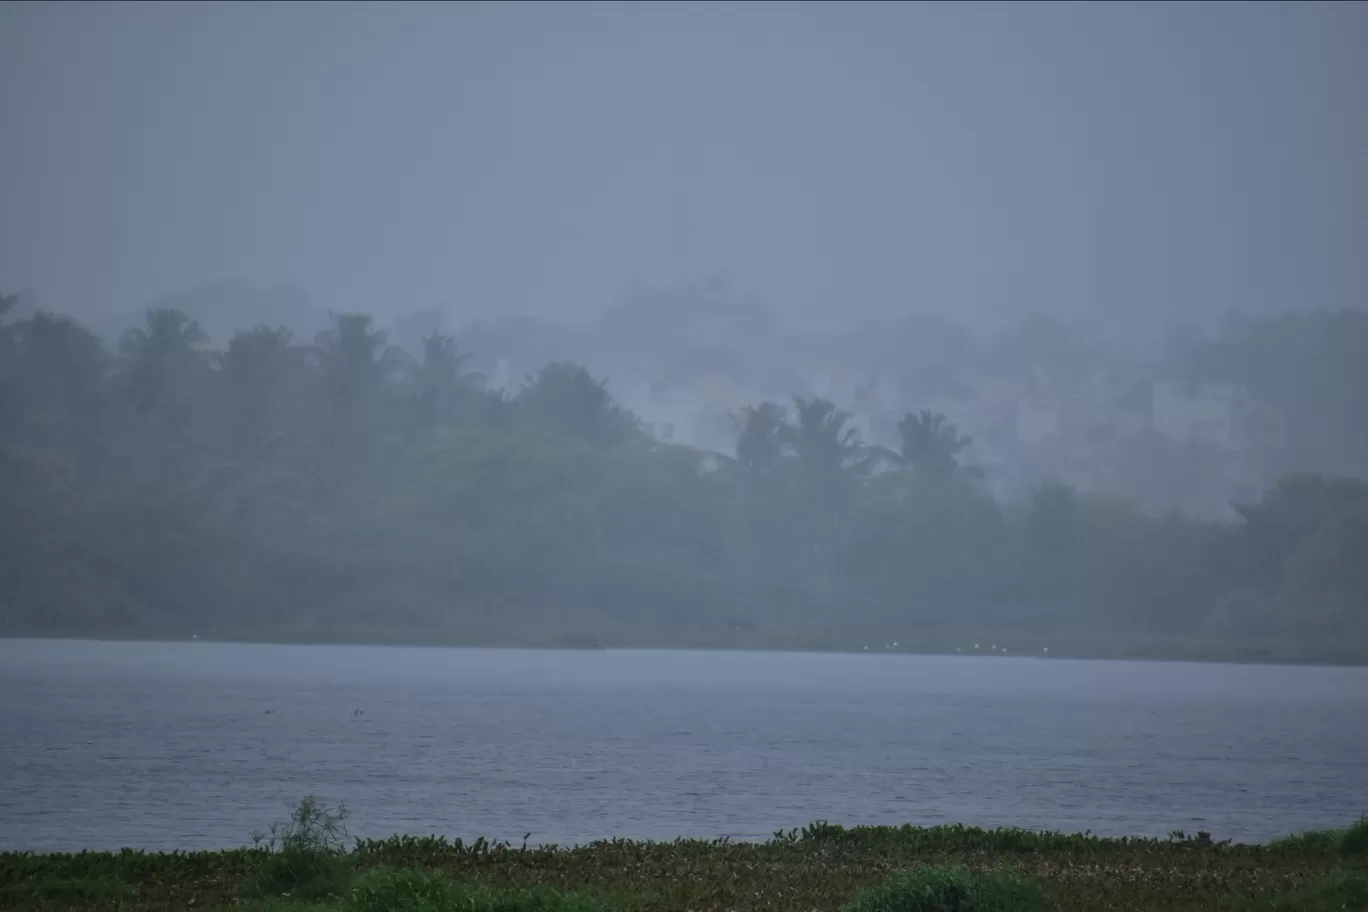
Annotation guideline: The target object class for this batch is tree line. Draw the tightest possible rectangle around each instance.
[1,296,1365,658]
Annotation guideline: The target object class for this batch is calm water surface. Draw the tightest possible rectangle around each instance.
[1,639,1365,851]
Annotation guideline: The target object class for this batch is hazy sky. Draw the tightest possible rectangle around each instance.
[2,0,1365,335]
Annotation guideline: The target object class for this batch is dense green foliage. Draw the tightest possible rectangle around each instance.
[1269,817,1368,856]
[1,302,1366,655]
[3,803,1366,912]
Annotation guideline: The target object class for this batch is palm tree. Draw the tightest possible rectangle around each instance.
[733,400,788,476]
[897,409,974,476]
[312,313,403,410]
[3,312,110,463]
[118,308,209,413]
[414,330,483,424]
[776,397,867,601]
[785,396,866,479]
[307,312,410,493]
[217,325,298,460]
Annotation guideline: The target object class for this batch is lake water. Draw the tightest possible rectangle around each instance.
[1,639,1365,852]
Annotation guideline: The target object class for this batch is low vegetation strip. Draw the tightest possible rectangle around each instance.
[1,801,1365,912]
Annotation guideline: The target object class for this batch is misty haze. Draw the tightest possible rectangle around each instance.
[1,3,1366,911]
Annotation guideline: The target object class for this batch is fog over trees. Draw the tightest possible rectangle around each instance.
[2,284,1365,657]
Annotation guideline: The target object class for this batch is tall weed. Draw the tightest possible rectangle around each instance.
[241,796,354,900]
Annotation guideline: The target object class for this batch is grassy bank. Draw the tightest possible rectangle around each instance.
[3,802,1365,912]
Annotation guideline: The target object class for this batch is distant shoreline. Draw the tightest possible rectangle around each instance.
[4,630,1366,668]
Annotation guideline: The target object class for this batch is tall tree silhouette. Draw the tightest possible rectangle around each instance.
[733,401,788,477]
[218,325,298,462]
[785,396,866,481]
[517,362,638,446]
[897,409,973,476]
[118,308,208,414]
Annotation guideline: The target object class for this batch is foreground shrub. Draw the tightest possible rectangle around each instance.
[1270,816,1368,856]
[1341,817,1368,856]
[1263,868,1368,911]
[842,865,1054,912]
[241,796,354,899]
[348,870,460,912]
[348,869,619,912]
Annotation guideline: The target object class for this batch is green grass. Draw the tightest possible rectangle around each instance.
[3,806,1366,912]
[347,869,619,912]
[841,865,1054,912]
